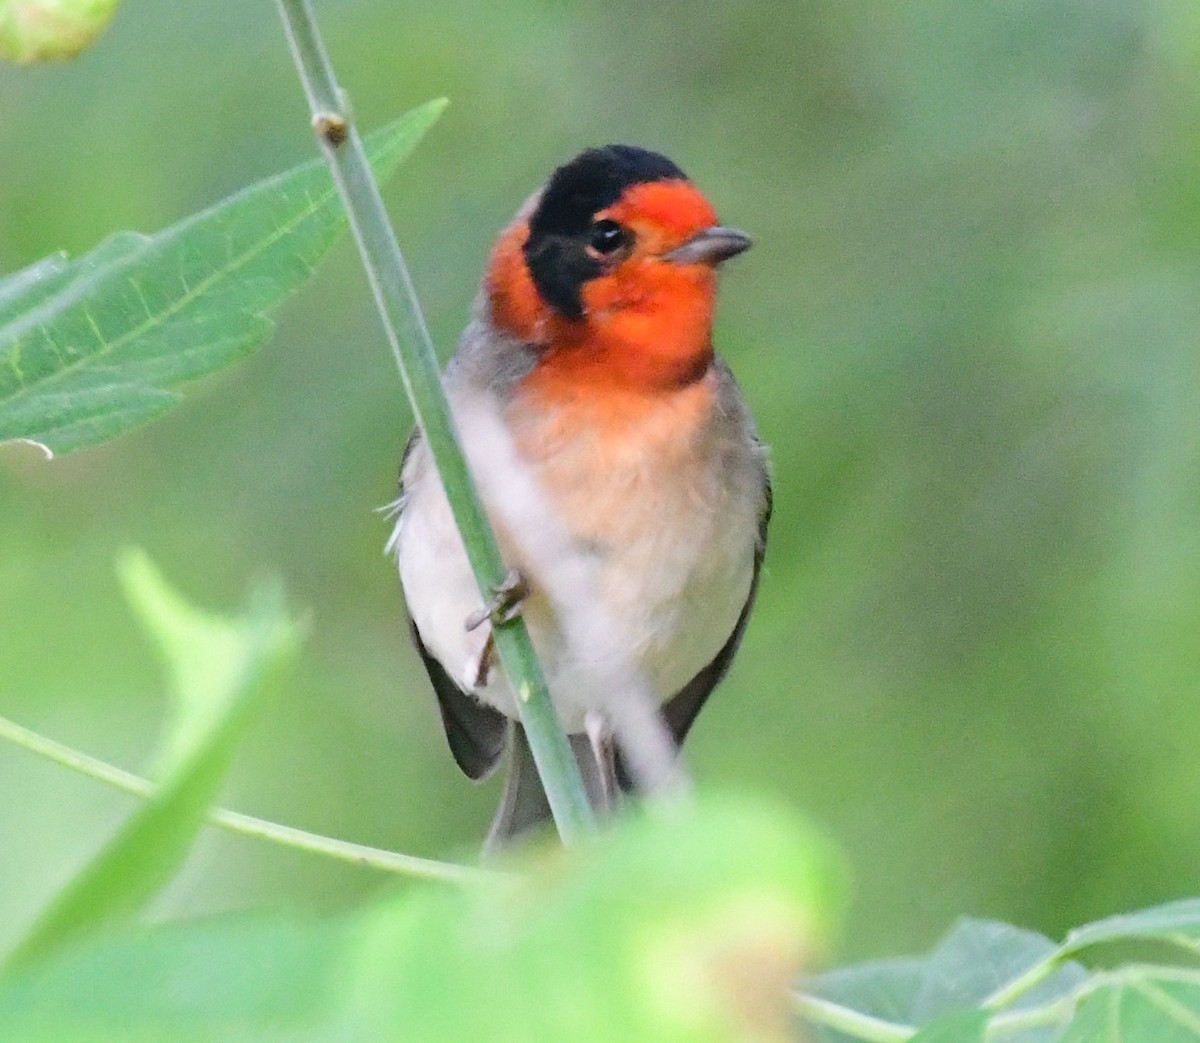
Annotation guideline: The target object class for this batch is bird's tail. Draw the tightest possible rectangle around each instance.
[484,723,616,850]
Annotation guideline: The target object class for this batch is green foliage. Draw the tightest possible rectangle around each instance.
[1065,900,1200,953]
[0,796,840,1042]
[800,902,1200,1042]
[4,0,1199,960]
[1062,971,1200,1043]
[908,1013,988,1043]
[0,101,443,455]
[5,552,301,970]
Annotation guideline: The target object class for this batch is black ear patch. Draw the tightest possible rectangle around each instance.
[522,237,603,319]
[523,145,689,319]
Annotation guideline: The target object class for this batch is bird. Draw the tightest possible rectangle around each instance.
[390,144,770,845]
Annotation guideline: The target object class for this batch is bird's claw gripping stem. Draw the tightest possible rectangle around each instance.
[465,568,529,632]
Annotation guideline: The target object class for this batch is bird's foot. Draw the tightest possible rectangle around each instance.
[470,633,496,689]
[585,712,619,808]
[465,568,529,632]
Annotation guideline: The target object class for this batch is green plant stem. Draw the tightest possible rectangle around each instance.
[792,992,915,1043]
[793,988,1075,1042]
[0,712,485,885]
[985,992,1077,1038]
[981,950,1064,1010]
[273,0,593,844]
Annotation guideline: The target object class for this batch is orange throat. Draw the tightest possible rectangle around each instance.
[485,221,719,394]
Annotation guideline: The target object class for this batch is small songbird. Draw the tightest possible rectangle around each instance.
[391,145,770,843]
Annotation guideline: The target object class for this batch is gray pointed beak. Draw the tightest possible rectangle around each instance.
[663,226,753,266]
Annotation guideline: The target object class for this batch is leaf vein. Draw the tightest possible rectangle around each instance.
[0,177,341,408]
[1135,979,1200,1036]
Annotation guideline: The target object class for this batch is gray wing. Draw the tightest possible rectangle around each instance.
[397,429,507,781]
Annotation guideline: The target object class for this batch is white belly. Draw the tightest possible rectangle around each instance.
[394,380,761,732]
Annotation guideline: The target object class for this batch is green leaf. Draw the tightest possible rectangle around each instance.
[0,99,446,456]
[4,551,301,970]
[1066,900,1200,957]
[1061,968,1200,1043]
[910,919,1085,1024]
[364,793,846,1042]
[806,960,927,1043]
[805,920,1086,1043]
[909,1009,989,1043]
[0,253,68,321]
[0,794,845,1041]
[117,549,291,779]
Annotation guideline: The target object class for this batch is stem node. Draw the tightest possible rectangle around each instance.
[312,111,348,146]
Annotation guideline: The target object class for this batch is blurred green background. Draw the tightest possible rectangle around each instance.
[2,0,1199,961]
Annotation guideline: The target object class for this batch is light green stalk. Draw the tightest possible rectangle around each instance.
[273,0,594,842]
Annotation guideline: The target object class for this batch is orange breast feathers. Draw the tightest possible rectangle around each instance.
[505,367,723,553]
[484,180,724,394]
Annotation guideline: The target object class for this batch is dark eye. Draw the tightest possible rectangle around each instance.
[588,219,631,255]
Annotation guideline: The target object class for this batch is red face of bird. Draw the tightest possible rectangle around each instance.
[485,146,751,394]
